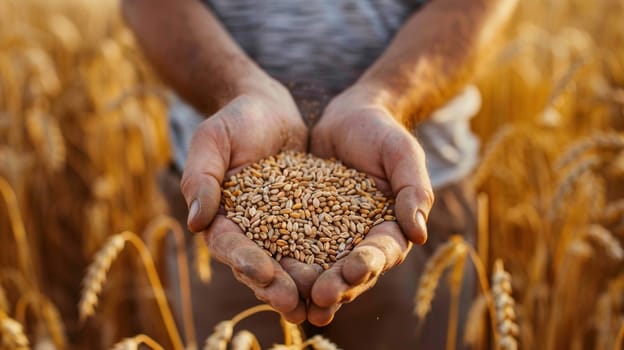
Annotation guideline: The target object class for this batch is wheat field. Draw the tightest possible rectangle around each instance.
[0,0,622,349]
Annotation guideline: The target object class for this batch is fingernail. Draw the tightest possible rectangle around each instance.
[415,210,428,244]
[188,199,200,224]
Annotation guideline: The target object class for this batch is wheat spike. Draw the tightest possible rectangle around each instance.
[470,124,517,189]
[110,334,164,350]
[586,224,624,260]
[304,335,341,350]
[600,199,624,224]
[203,321,233,350]
[110,337,139,350]
[492,260,519,350]
[78,234,125,321]
[556,132,624,170]
[230,330,260,350]
[193,234,212,284]
[267,345,295,350]
[0,310,30,350]
[280,317,303,347]
[414,236,467,321]
[25,110,66,172]
[549,155,601,219]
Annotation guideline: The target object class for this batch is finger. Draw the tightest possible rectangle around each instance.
[233,259,301,314]
[205,216,274,286]
[307,303,342,327]
[310,222,410,308]
[343,222,410,284]
[381,130,434,244]
[280,258,323,299]
[180,117,230,232]
[281,299,307,324]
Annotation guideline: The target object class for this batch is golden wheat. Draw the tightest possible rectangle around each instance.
[0,310,29,350]
[193,234,212,284]
[414,236,467,321]
[585,225,624,260]
[110,334,164,350]
[492,260,519,350]
[230,330,260,350]
[203,321,233,350]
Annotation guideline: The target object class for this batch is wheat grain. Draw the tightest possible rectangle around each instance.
[0,310,29,350]
[414,236,467,321]
[230,330,260,350]
[78,234,125,321]
[222,151,395,269]
[492,260,519,350]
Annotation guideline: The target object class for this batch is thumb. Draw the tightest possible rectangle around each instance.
[180,118,230,232]
[382,130,434,244]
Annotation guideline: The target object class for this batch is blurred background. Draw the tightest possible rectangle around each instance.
[0,0,622,349]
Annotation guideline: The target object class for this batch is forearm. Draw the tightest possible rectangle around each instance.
[122,0,268,114]
[356,0,517,126]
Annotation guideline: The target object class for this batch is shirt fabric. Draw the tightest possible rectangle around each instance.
[169,0,480,189]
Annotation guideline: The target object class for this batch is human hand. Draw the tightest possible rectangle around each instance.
[180,75,318,322]
[307,85,435,325]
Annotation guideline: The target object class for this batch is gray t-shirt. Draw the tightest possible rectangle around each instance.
[170,0,480,188]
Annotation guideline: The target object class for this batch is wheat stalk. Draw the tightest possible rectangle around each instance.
[0,287,8,313]
[0,310,29,350]
[14,292,67,350]
[143,215,197,350]
[230,330,260,350]
[447,249,468,350]
[193,234,212,284]
[414,236,467,320]
[463,294,489,348]
[110,334,165,350]
[78,231,184,350]
[0,176,36,288]
[492,260,519,350]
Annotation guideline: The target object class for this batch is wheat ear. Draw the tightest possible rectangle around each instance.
[0,310,29,350]
[230,330,260,350]
[302,335,341,350]
[556,132,624,170]
[280,317,303,347]
[492,260,519,350]
[549,155,601,219]
[586,224,624,260]
[111,334,165,350]
[414,236,467,321]
[79,231,184,350]
[203,321,233,350]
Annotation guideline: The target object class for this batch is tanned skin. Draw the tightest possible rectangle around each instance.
[122,0,517,326]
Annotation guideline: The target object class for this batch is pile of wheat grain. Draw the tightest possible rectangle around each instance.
[222,151,395,269]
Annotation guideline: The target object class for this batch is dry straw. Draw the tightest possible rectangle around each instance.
[79,231,184,350]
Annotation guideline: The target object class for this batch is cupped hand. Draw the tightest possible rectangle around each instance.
[180,76,319,322]
[307,85,435,325]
